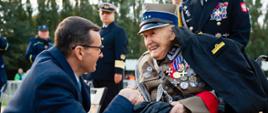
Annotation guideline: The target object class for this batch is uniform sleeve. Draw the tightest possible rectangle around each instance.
[229,0,251,48]
[179,90,218,113]
[25,38,36,63]
[114,28,128,74]
[103,95,133,113]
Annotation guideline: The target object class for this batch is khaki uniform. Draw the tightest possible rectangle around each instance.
[136,46,212,113]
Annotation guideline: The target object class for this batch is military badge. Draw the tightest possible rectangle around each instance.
[210,2,228,21]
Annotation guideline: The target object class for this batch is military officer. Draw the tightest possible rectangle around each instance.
[172,0,250,49]
[136,4,218,113]
[0,35,8,89]
[89,2,128,113]
[25,25,53,63]
[136,3,267,113]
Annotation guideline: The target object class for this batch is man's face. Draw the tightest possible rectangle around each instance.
[99,11,115,24]
[81,30,103,73]
[141,26,175,60]
[38,30,49,39]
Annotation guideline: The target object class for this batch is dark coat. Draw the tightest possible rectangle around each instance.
[91,22,128,81]
[177,28,268,113]
[182,0,250,48]
[25,37,53,63]
[3,46,134,113]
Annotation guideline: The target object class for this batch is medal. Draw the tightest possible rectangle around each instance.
[180,82,189,89]
[173,72,180,78]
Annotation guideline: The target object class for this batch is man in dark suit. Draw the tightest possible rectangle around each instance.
[3,16,141,113]
[0,35,8,89]
[172,0,250,49]
[25,25,53,63]
[89,2,128,113]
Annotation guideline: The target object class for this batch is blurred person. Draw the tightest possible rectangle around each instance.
[0,35,8,89]
[14,68,25,81]
[25,25,53,63]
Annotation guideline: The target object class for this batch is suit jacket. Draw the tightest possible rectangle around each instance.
[4,46,135,113]
[182,0,250,48]
[4,47,90,113]
[179,30,268,113]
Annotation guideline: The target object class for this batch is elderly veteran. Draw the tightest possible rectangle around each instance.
[135,3,268,113]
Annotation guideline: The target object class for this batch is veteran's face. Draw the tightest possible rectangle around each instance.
[141,25,175,60]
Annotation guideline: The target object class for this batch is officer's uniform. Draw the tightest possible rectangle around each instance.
[136,4,218,113]
[89,3,128,113]
[180,0,250,48]
[0,35,8,89]
[25,25,52,63]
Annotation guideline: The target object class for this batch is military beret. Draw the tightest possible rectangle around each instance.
[139,4,178,34]
[99,2,117,13]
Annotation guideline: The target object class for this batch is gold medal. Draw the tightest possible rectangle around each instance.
[173,72,180,78]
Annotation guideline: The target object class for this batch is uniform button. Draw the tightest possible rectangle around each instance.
[189,26,193,31]
[101,37,104,40]
[215,33,222,38]
[217,21,221,26]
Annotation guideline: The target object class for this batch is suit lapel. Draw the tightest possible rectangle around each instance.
[197,0,220,31]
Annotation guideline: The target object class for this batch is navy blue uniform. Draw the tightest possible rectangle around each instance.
[0,36,8,89]
[181,0,250,48]
[90,22,128,112]
[25,37,53,63]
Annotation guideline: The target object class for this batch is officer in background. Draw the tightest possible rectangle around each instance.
[172,0,250,49]
[25,25,53,63]
[89,2,128,113]
[0,35,8,89]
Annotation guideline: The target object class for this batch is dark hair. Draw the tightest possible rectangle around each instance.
[54,16,100,56]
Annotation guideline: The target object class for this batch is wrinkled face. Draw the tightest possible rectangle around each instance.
[38,30,49,39]
[141,26,175,60]
[99,11,115,25]
[81,30,103,73]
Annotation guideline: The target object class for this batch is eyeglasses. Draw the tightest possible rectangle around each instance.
[72,44,104,54]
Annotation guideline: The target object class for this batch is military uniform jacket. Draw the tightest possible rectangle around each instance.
[136,49,217,113]
[91,22,128,81]
[178,30,268,113]
[181,0,250,48]
[25,37,53,63]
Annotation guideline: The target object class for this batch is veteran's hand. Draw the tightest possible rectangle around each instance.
[169,101,188,113]
[119,88,144,105]
[114,73,122,84]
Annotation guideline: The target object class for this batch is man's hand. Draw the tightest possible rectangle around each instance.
[169,101,188,113]
[114,73,122,84]
[119,88,144,105]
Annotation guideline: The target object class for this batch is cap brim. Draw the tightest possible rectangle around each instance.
[100,9,115,13]
[138,23,170,34]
